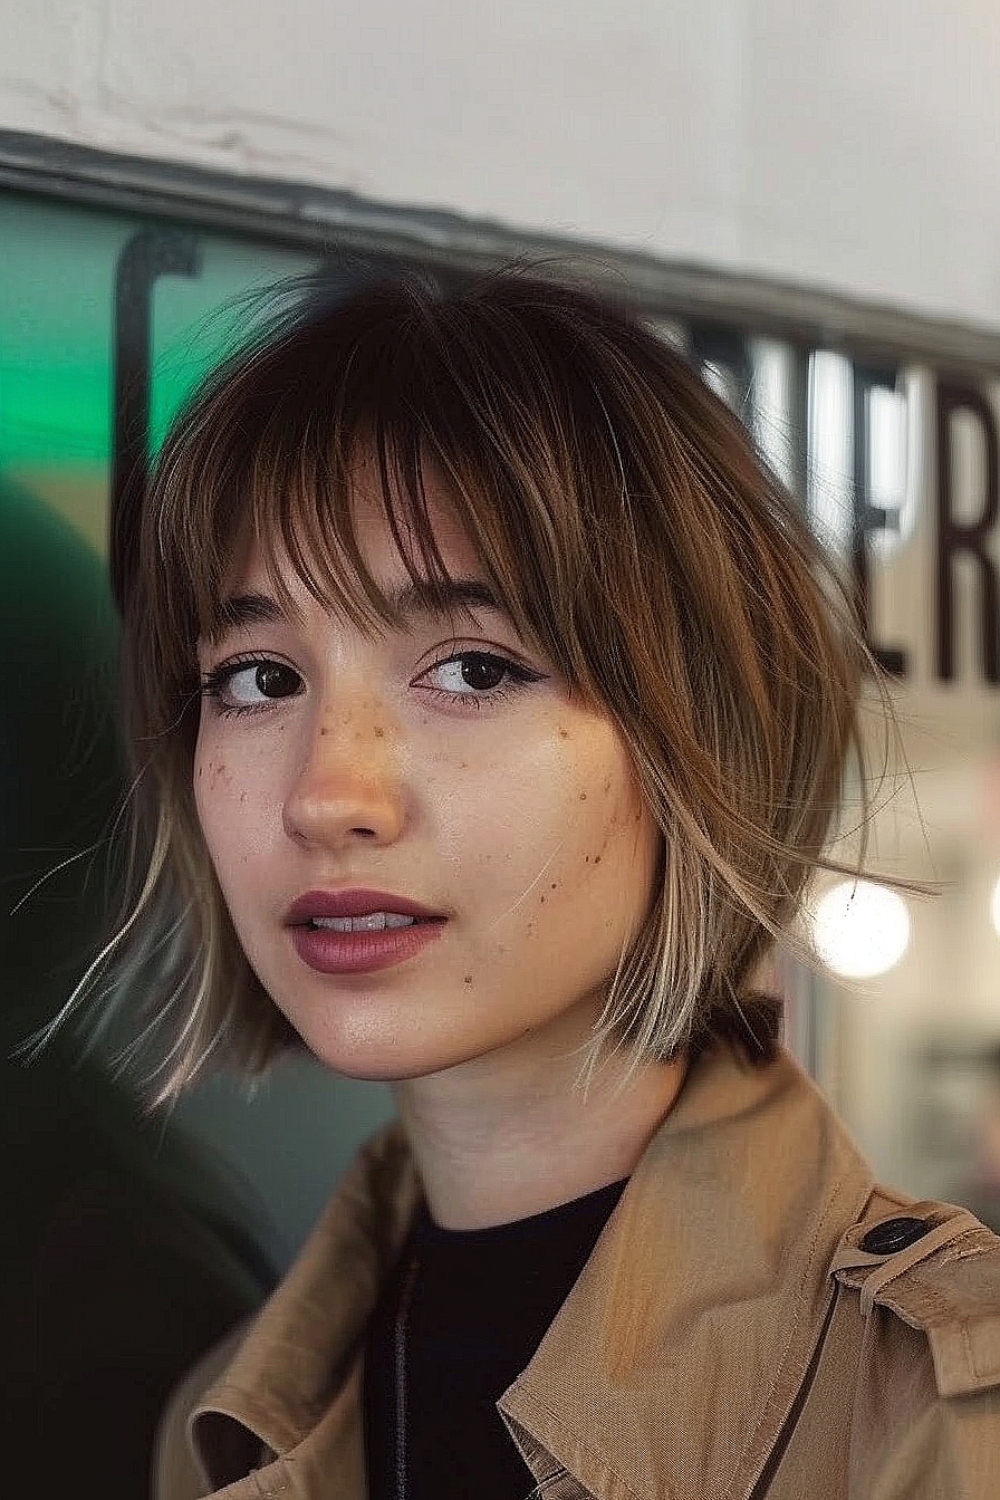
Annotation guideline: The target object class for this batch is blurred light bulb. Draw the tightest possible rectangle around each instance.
[811,879,910,979]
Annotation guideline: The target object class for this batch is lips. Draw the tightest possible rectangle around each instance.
[284,887,445,926]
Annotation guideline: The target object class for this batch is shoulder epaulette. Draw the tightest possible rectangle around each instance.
[830,1199,1000,1397]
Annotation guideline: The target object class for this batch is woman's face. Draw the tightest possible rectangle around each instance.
[193,460,662,1085]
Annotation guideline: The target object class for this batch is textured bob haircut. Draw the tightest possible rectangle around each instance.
[49,266,892,1105]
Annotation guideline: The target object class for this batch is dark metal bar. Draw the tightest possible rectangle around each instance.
[3,127,1000,373]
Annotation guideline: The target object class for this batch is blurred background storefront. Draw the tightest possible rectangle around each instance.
[4,0,1000,1277]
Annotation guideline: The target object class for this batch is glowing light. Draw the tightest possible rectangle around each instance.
[811,879,910,979]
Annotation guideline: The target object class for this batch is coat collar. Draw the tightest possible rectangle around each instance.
[190,1045,876,1499]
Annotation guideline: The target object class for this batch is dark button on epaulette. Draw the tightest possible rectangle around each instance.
[860,1215,933,1255]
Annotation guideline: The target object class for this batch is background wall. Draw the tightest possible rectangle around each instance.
[1,0,999,330]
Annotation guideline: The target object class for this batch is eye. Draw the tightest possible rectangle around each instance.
[418,651,545,710]
[199,654,302,716]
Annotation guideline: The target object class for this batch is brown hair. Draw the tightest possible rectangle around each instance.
[44,266,893,1104]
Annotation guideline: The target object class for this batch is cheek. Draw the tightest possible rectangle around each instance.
[487,734,654,925]
[570,751,659,907]
[192,738,242,862]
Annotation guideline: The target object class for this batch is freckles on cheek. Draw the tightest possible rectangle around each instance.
[575,774,637,874]
[196,757,234,794]
[194,753,244,847]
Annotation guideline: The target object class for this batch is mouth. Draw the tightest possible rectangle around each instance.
[289,911,447,975]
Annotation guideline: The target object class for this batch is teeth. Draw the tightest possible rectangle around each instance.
[311,912,416,932]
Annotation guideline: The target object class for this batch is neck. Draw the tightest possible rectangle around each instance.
[392,1024,689,1231]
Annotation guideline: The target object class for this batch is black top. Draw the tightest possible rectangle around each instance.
[363,1174,629,1498]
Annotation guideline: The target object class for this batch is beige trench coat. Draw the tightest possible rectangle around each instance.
[154,1044,1000,1498]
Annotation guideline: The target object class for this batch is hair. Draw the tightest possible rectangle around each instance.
[37,264,898,1106]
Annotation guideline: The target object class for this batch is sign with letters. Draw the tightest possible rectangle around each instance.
[666,332,1000,691]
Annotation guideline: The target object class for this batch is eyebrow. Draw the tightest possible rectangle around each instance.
[209,577,510,644]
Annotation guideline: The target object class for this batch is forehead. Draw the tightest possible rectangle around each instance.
[236,456,480,589]
[206,456,508,646]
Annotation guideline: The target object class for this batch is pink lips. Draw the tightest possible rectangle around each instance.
[289,917,446,975]
[284,887,445,926]
[285,887,447,975]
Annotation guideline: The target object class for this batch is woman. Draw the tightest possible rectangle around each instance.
[60,269,1000,1496]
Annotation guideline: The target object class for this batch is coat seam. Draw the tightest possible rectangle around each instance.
[720,1155,867,1500]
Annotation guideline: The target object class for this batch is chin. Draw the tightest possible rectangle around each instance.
[283,1020,439,1082]
[312,1052,428,1084]
[298,1028,490,1085]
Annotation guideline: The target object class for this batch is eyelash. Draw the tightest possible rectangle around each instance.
[198,650,545,719]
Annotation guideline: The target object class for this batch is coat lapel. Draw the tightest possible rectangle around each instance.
[188,1122,421,1495]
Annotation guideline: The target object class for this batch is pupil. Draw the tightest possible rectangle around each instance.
[257,663,296,698]
[463,656,504,691]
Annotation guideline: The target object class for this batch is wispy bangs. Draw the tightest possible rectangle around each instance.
[149,274,600,705]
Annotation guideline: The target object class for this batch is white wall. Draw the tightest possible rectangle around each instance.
[3,0,1000,329]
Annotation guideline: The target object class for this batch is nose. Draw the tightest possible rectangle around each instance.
[282,690,406,849]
